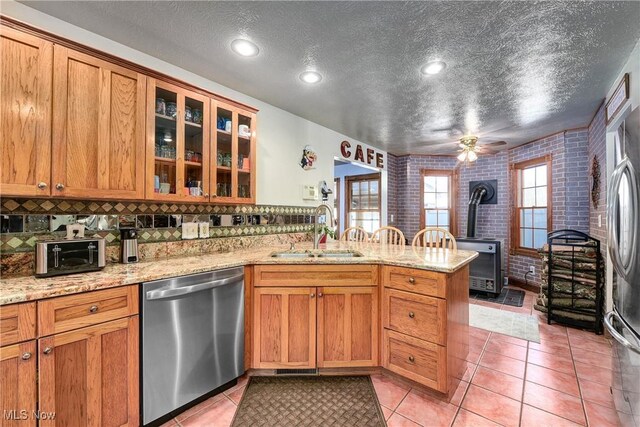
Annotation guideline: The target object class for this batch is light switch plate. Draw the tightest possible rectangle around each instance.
[302,185,319,200]
[182,222,199,240]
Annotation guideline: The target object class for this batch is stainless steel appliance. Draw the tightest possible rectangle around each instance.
[35,237,105,277]
[141,267,245,425]
[605,107,640,424]
[119,228,139,263]
[456,238,502,294]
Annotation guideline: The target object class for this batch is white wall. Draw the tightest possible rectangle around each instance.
[1,1,388,209]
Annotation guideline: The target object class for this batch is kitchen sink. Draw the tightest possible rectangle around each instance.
[270,250,363,258]
[270,252,315,258]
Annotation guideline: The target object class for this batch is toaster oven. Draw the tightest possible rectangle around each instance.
[35,238,106,277]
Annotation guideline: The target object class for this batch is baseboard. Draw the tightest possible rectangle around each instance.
[509,277,540,294]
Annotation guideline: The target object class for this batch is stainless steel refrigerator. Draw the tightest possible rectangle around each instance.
[605,106,640,424]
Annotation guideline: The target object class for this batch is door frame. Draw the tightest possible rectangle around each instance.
[344,172,381,232]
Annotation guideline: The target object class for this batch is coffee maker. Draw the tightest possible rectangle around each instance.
[120,228,139,263]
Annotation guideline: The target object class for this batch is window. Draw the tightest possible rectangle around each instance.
[420,170,458,235]
[511,156,552,255]
[346,173,380,234]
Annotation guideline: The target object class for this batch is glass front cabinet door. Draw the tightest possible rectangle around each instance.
[146,79,210,201]
[211,100,256,203]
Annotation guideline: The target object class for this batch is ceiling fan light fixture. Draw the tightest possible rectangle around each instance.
[421,60,447,75]
[457,151,468,162]
[467,150,478,162]
[230,39,260,57]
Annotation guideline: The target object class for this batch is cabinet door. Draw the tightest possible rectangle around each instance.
[0,27,52,197]
[52,46,146,199]
[0,341,37,427]
[317,287,378,368]
[39,316,139,427]
[253,287,316,369]
[146,78,210,201]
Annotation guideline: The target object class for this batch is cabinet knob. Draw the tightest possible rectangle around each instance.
[408,277,415,284]
[212,194,218,198]
[37,182,48,190]
[21,352,32,360]
[89,305,99,313]
[408,356,415,363]
[318,292,323,298]
[204,193,209,197]
[310,293,315,298]
[43,347,53,355]
[408,312,415,319]
[55,183,65,191]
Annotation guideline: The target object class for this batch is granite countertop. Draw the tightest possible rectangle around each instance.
[0,241,478,305]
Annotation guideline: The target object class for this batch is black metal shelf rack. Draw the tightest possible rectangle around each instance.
[546,229,604,334]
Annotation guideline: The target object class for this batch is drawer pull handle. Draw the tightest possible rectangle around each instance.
[408,277,415,284]
[43,347,53,355]
[310,293,315,298]
[55,183,65,191]
[21,352,32,360]
[89,305,99,313]
[408,312,415,318]
[408,356,415,363]
[37,182,48,190]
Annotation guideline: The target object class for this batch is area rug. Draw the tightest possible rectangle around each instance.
[231,376,386,426]
[471,288,525,307]
[470,304,541,343]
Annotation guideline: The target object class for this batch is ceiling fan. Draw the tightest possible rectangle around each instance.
[456,135,507,162]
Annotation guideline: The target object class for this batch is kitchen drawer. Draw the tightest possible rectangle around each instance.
[38,285,138,336]
[383,266,446,298]
[383,288,446,345]
[253,264,378,287]
[0,302,36,346]
[383,329,446,393]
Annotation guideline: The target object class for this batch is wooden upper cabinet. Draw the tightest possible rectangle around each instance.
[253,287,316,369]
[0,27,52,197]
[146,78,210,201]
[0,341,38,427]
[317,286,378,368]
[38,316,139,427]
[51,45,146,199]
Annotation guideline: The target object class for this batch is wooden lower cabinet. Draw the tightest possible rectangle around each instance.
[317,287,378,368]
[38,316,139,427]
[253,287,316,369]
[0,341,37,427]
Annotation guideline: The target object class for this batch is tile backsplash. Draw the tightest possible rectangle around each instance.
[0,198,317,254]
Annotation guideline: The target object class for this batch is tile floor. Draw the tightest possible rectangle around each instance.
[161,287,628,427]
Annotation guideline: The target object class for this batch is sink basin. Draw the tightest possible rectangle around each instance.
[270,252,315,258]
[316,252,363,258]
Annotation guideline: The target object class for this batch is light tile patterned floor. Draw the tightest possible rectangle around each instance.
[162,288,627,427]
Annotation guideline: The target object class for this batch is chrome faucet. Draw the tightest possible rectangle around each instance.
[313,203,335,249]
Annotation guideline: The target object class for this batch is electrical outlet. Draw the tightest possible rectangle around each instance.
[529,266,535,275]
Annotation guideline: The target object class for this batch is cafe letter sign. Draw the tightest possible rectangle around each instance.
[340,140,384,169]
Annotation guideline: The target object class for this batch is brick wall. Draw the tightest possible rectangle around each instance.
[588,104,607,249]
[387,154,399,227]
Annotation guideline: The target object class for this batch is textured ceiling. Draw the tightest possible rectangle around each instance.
[21,1,640,155]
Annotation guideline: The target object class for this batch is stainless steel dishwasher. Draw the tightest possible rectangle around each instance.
[141,267,245,425]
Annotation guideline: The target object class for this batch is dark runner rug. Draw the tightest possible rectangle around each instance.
[471,288,525,307]
[231,376,386,427]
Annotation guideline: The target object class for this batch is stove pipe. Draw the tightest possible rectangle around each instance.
[467,185,487,238]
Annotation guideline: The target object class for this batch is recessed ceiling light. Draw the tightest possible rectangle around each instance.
[421,60,447,75]
[230,39,259,57]
[299,71,323,84]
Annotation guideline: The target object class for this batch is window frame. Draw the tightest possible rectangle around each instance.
[345,172,381,233]
[419,169,458,236]
[510,155,553,257]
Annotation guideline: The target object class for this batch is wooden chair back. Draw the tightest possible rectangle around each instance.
[371,226,406,246]
[412,227,457,250]
[340,226,370,242]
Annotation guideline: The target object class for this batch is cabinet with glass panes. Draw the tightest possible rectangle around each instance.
[146,78,210,201]
[210,100,256,203]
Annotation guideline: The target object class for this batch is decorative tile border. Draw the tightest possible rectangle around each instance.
[1,198,316,215]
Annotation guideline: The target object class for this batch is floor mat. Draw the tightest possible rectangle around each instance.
[471,288,525,307]
[231,376,386,427]
[470,304,541,343]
